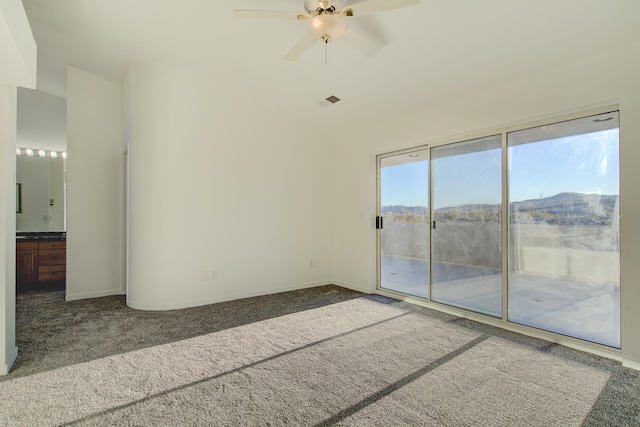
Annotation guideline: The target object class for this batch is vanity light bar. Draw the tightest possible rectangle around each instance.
[16,147,66,159]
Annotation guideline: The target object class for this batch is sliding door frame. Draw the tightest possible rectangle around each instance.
[374,104,622,361]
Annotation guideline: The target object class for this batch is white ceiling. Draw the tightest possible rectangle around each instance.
[22,0,640,133]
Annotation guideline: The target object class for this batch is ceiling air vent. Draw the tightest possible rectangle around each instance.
[319,95,341,108]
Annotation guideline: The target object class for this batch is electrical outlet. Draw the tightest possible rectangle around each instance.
[211,269,218,280]
[308,260,314,268]
[200,270,210,281]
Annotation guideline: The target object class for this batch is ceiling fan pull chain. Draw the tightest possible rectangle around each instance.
[325,39,328,65]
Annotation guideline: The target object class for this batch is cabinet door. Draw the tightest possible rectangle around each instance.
[16,243,38,285]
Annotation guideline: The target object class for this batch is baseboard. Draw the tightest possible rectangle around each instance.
[66,288,125,302]
[332,280,372,294]
[1,346,18,376]
[127,280,333,311]
[622,358,640,371]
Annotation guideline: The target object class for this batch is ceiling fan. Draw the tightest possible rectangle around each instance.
[234,0,420,61]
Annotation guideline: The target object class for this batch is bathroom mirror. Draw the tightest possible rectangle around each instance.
[16,155,66,231]
[16,87,68,232]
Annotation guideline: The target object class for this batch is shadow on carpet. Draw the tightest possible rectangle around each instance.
[8,285,362,379]
[1,285,638,426]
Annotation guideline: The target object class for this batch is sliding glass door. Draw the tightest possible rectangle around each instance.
[431,136,503,317]
[376,110,620,349]
[378,148,429,298]
[507,112,620,347]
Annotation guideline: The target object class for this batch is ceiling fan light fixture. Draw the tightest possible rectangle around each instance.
[308,14,346,42]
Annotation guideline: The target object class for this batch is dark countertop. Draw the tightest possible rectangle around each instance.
[16,232,66,242]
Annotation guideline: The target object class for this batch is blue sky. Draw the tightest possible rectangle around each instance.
[509,129,619,203]
[380,129,619,208]
[380,160,429,207]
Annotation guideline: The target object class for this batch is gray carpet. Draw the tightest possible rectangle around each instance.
[1,285,638,426]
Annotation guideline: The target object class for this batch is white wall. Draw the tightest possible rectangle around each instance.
[0,0,36,89]
[0,84,18,374]
[0,0,35,376]
[17,88,67,151]
[125,63,332,310]
[66,67,125,300]
[331,42,640,367]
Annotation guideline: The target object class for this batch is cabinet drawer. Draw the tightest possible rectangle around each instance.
[38,265,65,282]
[39,249,66,266]
[17,241,38,251]
[38,241,66,250]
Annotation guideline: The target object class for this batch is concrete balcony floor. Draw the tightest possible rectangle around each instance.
[380,255,620,348]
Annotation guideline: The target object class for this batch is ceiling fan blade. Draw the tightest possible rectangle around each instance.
[234,10,310,20]
[342,27,382,57]
[283,33,316,61]
[342,0,419,18]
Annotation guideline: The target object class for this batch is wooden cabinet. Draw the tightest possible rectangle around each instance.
[38,240,66,283]
[16,241,38,286]
[16,239,66,289]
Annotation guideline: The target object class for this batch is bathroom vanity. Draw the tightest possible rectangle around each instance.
[16,232,66,290]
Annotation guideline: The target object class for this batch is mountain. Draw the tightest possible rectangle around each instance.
[510,192,617,213]
[381,192,619,225]
[381,205,428,215]
[509,192,618,224]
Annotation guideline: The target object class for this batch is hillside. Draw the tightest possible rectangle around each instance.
[509,192,618,224]
[381,192,619,225]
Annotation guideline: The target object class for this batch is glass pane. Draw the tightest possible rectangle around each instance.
[431,135,502,317]
[507,112,620,348]
[379,149,429,298]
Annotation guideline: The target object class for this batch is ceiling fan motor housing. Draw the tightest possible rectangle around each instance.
[304,0,345,13]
